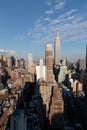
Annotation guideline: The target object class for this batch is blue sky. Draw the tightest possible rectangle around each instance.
[0,0,87,61]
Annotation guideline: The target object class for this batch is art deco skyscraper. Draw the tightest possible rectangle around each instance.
[45,44,54,82]
[54,32,60,65]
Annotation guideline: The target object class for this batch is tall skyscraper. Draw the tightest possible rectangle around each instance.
[45,44,54,82]
[54,32,60,65]
[6,56,12,67]
[28,53,33,71]
[15,56,18,68]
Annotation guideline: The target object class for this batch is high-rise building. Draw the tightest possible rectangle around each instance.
[6,56,12,67]
[6,56,15,68]
[39,83,53,117]
[36,59,46,81]
[15,56,18,68]
[54,32,60,65]
[45,44,54,82]
[78,59,86,70]
[49,86,64,129]
[58,65,67,83]
[28,53,33,71]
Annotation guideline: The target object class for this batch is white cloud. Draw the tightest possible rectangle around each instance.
[0,49,16,55]
[27,7,87,45]
[45,0,67,16]
[44,17,51,22]
[54,1,65,10]
[0,49,5,53]
[45,9,53,14]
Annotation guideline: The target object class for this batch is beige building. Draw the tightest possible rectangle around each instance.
[49,86,64,128]
[28,53,33,71]
[39,82,53,117]
[6,56,12,67]
[45,44,54,82]
[54,32,60,65]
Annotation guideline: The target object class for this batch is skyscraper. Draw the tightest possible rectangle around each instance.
[45,44,54,82]
[28,53,33,71]
[54,32,60,65]
[36,59,46,81]
[15,56,18,68]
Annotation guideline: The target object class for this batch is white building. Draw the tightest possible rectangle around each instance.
[58,65,67,83]
[36,59,46,81]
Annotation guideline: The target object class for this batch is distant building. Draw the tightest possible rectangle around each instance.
[78,59,86,70]
[6,56,15,68]
[15,56,18,68]
[58,65,67,83]
[61,58,67,66]
[11,70,18,81]
[28,53,33,71]
[54,32,60,65]
[73,79,83,93]
[45,44,54,82]
[20,58,25,68]
[36,59,46,81]
[6,56,12,67]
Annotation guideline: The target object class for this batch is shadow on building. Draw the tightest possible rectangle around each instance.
[53,64,60,83]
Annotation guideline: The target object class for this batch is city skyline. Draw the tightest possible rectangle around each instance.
[0,0,87,61]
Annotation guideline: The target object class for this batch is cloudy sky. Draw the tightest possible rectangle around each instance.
[0,0,87,61]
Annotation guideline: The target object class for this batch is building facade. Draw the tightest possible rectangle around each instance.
[28,53,33,71]
[45,44,54,82]
[54,32,60,65]
[36,59,46,81]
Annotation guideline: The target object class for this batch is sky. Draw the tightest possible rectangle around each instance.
[0,0,87,61]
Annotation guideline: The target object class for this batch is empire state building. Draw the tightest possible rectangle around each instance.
[54,32,60,65]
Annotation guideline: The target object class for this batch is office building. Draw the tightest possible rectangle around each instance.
[39,82,53,116]
[36,59,46,81]
[78,59,86,70]
[15,56,18,68]
[54,32,60,65]
[49,86,64,129]
[28,53,33,71]
[6,56,12,67]
[58,65,67,83]
[45,44,54,82]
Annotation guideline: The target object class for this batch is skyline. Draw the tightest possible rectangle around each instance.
[0,0,87,61]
